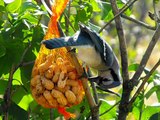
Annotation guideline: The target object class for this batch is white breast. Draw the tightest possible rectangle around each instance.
[76,45,102,68]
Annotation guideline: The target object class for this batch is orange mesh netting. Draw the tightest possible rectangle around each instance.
[30,0,84,119]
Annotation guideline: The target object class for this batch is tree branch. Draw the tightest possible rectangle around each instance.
[128,58,160,108]
[110,0,131,119]
[3,65,15,120]
[3,43,31,120]
[131,23,160,85]
[121,14,156,30]
[99,0,137,33]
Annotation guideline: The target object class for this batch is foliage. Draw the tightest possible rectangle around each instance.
[0,0,160,120]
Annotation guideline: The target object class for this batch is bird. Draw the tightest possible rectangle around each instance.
[42,23,122,92]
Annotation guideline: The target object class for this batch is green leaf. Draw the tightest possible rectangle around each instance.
[154,0,160,4]
[100,2,112,21]
[67,97,90,119]
[6,0,22,13]
[141,106,160,120]
[128,63,139,71]
[75,2,93,29]
[12,85,33,111]
[145,85,160,99]
[29,105,50,120]
[90,0,101,12]
[0,100,28,120]
[0,44,6,58]
[99,99,117,119]
[19,1,39,14]
[0,0,4,6]
[149,113,160,120]
[8,101,28,120]
[0,79,8,95]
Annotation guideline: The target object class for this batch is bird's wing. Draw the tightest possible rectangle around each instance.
[79,24,114,67]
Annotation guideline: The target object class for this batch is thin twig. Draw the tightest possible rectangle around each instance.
[3,65,15,120]
[121,14,156,30]
[87,68,99,104]
[90,82,99,104]
[64,0,71,35]
[98,0,137,33]
[50,108,54,120]
[128,59,160,108]
[63,13,76,32]
[21,60,35,67]
[131,23,160,85]
[15,42,32,69]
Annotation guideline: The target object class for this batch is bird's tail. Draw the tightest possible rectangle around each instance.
[41,36,76,49]
[42,28,93,50]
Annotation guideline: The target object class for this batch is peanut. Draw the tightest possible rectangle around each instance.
[72,86,80,95]
[45,69,53,79]
[43,90,58,108]
[51,89,64,98]
[36,95,51,108]
[57,97,67,106]
[66,80,78,87]
[53,65,60,73]
[30,75,41,87]
[68,72,76,80]
[66,65,75,72]
[52,72,60,83]
[39,61,51,74]
[36,83,44,94]
[51,89,68,106]
[55,85,70,93]
[76,93,84,103]
[57,72,67,88]
[31,88,39,99]
[32,67,39,76]
[56,57,63,65]
[65,90,76,104]
[60,64,67,73]
[41,76,54,90]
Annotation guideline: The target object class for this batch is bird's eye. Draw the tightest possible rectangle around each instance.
[73,37,77,41]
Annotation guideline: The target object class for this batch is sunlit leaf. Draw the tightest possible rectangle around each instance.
[99,99,117,119]
[141,106,160,120]
[0,0,4,6]
[128,63,139,71]
[6,0,22,13]
[19,1,39,14]
[100,2,112,21]
[90,0,101,12]
[12,85,33,111]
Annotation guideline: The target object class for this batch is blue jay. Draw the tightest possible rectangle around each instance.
[42,24,122,92]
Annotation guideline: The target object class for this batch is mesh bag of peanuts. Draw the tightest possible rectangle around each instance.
[30,0,85,118]
[31,48,85,108]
